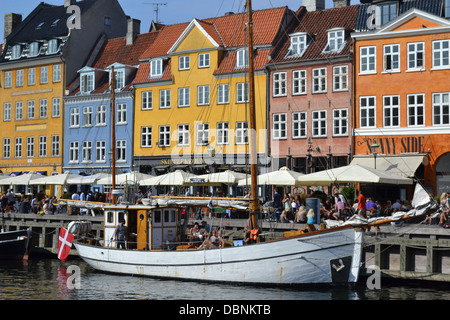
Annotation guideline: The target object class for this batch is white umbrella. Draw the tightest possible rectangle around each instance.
[96,171,155,185]
[66,173,111,185]
[296,164,413,186]
[195,170,247,185]
[237,166,304,186]
[29,173,84,185]
[0,173,44,185]
[140,170,197,186]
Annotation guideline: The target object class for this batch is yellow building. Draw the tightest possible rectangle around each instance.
[133,8,294,176]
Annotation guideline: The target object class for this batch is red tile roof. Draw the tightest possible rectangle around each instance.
[214,48,271,75]
[140,22,189,59]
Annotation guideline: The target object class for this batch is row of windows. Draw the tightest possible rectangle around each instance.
[3,98,60,121]
[359,93,450,128]
[69,104,124,128]
[287,28,346,58]
[360,39,450,74]
[3,64,61,88]
[80,69,126,94]
[141,122,249,148]
[9,39,61,60]
[272,65,348,96]
[140,83,250,109]
[2,135,60,159]
[68,140,126,163]
[272,109,348,140]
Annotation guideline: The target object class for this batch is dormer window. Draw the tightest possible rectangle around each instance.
[47,39,59,54]
[11,45,22,59]
[80,73,94,94]
[236,48,249,69]
[324,28,345,53]
[150,59,163,77]
[36,22,45,30]
[51,19,60,27]
[112,69,125,90]
[377,2,397,26]
[446,0,450,18]
[288,33,308,57]
[29,42,40,57]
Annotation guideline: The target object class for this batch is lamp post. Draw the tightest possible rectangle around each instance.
[371,138,380,169]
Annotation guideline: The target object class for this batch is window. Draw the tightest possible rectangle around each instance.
[272,113,287,140]
[27,100,35,119]
[141,127,152,147]
[104,16,112,26]
[312,68,327,93]
[11,45,21,59]
[432,93,450,125]
[199,53,210,68]
[178,124,190,146]
[292,112,307,139]
[432,40,450,69]
[3,103,11,121]
[80,73,94,93]
[82,106,93,126]
[82,141,92,162]
[196,123,209,146]
[273,72,287,97]
[179,55,190,70]
[28,68,36,85]
[407,94,424,126]
[150,59,163,77]
[237,82,249,103]
[326,29,345,52]
[160,89,171,108]
[178,87,190,107]
[3,138,11,158]
[40,66,48,84]
[383,44,400,72]
[116,140,126,162]
[96,105,106,126]
[26,137,34,158]
[39,136,47,157]
[53,64,61,82]
[360,46,376,74]
[16,69,24,87]
[52,98,60,117]
[293,70,306,95]
[69,141,79,163]
[29,42,39,57]
[377,3,397,25]
[159,125,171,147]
[288,33,308,56]
[217,122,229,145]
[47,39,58,54]
[312,110,327,137]
[15,138,22,158]
[333,109,348,136]
[407,42,424,71]
[360,96,376,128]
[446,0,450,17]
[96,141,106,162]
[142,91,152,110]
[383,95,400,127]
[15,101,23,120]
[116,104,127,124]
[70,107,80,127]
[52,135,60,156]
[39,99,47,118]
[113,69,125,89]
[198,85,209,105]
[4,71,12,88]
[236,121,248,145]
[218,84,229,104]
[236,48,248,69]
[333,66,348,91]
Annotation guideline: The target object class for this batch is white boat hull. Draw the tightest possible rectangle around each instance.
[74,226,363,285]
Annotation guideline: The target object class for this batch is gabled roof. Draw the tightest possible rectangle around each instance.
[269,5,360,64]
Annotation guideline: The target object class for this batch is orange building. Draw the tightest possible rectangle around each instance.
[352,8,450,197]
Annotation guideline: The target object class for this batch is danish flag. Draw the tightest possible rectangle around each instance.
[58,227,74,262]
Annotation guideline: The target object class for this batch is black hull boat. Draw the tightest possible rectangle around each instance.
[0,230,32,260]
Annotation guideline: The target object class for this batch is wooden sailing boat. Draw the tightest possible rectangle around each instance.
[71,0,438,285]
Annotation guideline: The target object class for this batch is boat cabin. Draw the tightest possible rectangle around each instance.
[103,206,182,250]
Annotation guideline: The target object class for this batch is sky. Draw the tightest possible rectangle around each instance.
[0,0,359,42]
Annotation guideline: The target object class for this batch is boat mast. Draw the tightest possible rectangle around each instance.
[246,0,259,230]
[111,66,117,204]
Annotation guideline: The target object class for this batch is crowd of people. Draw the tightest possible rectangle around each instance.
[1,189,60,214]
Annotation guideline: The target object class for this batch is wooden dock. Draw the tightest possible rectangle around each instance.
[2,212,450,282]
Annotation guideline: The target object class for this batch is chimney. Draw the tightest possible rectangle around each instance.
[126,18,141,45]
[65,0,77,6]
[4,13,22,43]
[303,0,325,12]
[333,0,351,8]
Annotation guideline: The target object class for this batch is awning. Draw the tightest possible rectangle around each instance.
[350,154,426,178]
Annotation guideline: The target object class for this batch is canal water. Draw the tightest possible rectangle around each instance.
[1,258,449,304]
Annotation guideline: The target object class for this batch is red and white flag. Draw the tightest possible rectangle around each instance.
[58,227,74,262]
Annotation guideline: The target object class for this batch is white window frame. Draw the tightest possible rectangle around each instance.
[29,42,39,57]
[4,71,12,88]
[141,126,152,148]
[51,135,60,157]
[69,141,79,163]
[3,103,11,121]
[96,105,106,126]
[333,108,348,137]
[312,110,327,137]
[150,58,163,77]
[198,53,210,68]
[39,99,47,118]
[178,87,190,107]
[333,65,348,91]
[70,107,80,127]
[116,103,127,124]
[217,122,229,145]
[142,91,152,110]
[28,68,36,85]
[16,69,24,87]
[236,48,248,69]
[273,72,287,97]
[198,85,210,106]
[47,39,58,54]
[3,138,11,159]
[82,141,92,163]
[407,42,424,71]
[272,113,287,140]
[432,92,450,126]
[15,137,22,158]
[360,46,376,74]
[218,84,229,104]
[15,101,23,120]
[52,98,60,117]
[116,140,126,162]
[82,106,93,127]
[26,137,34,158]
[159,89,171,109]
[383,95,400,127]
[196,123,209,146]
[383,44,400,72]
[53,64,61,82]
[96,140,106,163]
[40,66,48,84]
[312,68,327,93]
[236,82,249,103]
[27,100,35,119]
[178,124,190,146]
[11,45,22,60]
[360,96,376,128]
[80,73,94,94]
[179,55,190,70]
[235,121,248,145]
[292,70,307,95]
[39,136,47,157]
[292,112,307,139]
[326,28,345,52]
[158,125,171,147]
[432,39,450,69]
[407,94,425,127]
[288,33,308,56]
